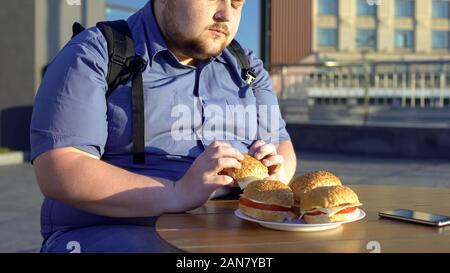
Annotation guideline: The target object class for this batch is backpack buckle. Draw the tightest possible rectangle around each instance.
[127,55,147,73]
[110,53,127,66]
[244,69,257,85]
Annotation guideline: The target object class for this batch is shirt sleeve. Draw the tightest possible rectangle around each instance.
[30,29,109,163]
[245,48,291,145]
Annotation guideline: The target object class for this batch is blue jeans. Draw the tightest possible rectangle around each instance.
[41,225,180,253]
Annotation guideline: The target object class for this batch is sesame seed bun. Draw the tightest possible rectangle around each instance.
[243,180,294,208]
[289,171,342,202]
[300,185,360,212]
[225,154,269,188]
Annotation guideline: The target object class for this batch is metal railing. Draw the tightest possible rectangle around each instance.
[272,60,450,125]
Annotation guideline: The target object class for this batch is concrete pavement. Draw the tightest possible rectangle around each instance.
[1,153,450,252]
[0,163,42,253]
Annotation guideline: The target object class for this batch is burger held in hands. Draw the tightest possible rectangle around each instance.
[222,154,269,189]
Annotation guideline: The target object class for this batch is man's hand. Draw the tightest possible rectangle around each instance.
[175,141,244,211]
[248,140,287,183]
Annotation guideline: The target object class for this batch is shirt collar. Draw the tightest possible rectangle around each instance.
[213,52,228,65]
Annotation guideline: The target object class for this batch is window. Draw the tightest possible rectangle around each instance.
[357,0,376,16]
[395,0,414,17]
[356,28,376,49]
[432,31,449,49]
[433,0,450,18]
[317,28,338,47]
[317,0,338,15]
[106,0,147,20]
[394,30,414,49]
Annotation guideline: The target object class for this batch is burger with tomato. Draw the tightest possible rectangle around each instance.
[239,180,294,222]
[300,185,362,224]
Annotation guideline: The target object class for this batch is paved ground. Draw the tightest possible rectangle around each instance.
[0,163,42,253]
[1,153,450,253]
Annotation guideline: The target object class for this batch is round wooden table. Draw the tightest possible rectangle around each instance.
[156,185,450,253]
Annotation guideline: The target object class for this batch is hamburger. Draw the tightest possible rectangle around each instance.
[239,180,294,222]
[289,170,342,203]
[224,154,269,189]
[300,185,362,224]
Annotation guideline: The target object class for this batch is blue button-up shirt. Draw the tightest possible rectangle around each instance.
[30,1,290,239]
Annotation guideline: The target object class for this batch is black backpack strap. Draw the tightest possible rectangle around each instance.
[96,20,137,96]
[96,20,147,164]
[72,22,86,38]
[227,39,257,86]
[129,57,146,165]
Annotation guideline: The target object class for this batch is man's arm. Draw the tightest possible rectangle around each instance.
[34,147,181,218]
[277,140,297,183]
[34,142,243,218]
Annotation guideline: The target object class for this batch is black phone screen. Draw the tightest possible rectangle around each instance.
[380,209,450,225]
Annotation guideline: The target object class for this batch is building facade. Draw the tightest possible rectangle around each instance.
[0,0,108,150]
[0,0,106,111]
[268,0,450,65]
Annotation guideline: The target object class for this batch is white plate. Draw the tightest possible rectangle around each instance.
[234,209,366,232]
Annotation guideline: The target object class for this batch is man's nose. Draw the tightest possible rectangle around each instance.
[214,0,233,22]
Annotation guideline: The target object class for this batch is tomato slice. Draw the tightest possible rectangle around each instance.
[239,197,291,212]
[337,206,357,214]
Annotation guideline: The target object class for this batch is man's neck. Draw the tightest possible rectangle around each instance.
[176,55,198,67]
[153,1,197,67]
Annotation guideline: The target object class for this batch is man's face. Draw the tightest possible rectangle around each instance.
[158,0,245,61]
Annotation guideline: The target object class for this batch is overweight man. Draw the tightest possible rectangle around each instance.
[31,0,296,253]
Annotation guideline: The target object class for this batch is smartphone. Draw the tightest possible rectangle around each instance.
[379,209,450,227]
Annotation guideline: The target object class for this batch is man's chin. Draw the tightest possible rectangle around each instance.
[181,38,230,60]
[191,47,226,60]
[201,42,229,57]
